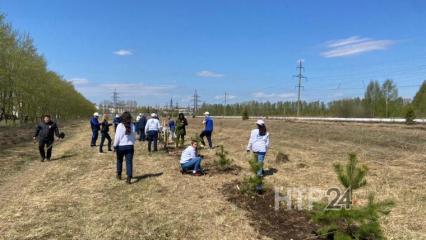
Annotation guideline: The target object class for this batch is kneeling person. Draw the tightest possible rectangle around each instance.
[180,140,203,176]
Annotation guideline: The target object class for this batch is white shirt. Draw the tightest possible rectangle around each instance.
[247,129,270,153]
[145,118,162,133]
[113,123,136,147]
[180,146,197,164]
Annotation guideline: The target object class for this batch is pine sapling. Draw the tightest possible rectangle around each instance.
[333,153,368,192]
[240,154,264,194]
[214,145,233,171]
[313,153,394,239]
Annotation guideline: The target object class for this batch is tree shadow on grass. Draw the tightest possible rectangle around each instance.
[50,153,78,161]
[133,172,163,183]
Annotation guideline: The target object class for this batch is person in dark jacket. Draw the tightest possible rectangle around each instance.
[99,114,112,153]
[175,113,188,148]
[33,114,60,162]
[199,111,214,148]
[113,114,121,132]
[90,112,101,147]
[137,113,147,141]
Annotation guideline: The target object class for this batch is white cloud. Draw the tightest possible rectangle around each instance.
[69,78,89,85]
[253,92,295,100]
[113,49,133,56]
[214,95,236,100]
[196,70,224,78]
[321,36,395,58]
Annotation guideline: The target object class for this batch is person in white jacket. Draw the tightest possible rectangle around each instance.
[246,119,270,177]
[145,113,162,152]
[113,112,136,184]
[180,140,203,176]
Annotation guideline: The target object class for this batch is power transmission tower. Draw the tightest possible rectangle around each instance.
[192,89,201,116]
[170,97,173,110]
[223,92,228,117]
[294,60,306,117]
[112,89,119,113]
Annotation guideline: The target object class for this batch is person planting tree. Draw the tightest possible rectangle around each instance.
[199,111,214,149]
[180,140,204,176]
[33,114,62,162]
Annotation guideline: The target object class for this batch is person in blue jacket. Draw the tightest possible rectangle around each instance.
[199,111,214,148]
[137,113,147,141]
[113,114,121,132]
[90,112,101,147]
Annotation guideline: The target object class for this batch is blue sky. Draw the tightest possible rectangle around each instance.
[1,0,426,106]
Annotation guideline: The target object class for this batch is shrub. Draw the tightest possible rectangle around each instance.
[242,107,249,120]
[214,145,233,171]
[405,107,416,125]
[312,153,394,239]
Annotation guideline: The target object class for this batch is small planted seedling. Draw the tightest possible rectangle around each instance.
[312,153,394,240]
[214,145,233,171]
[240,154,264,194]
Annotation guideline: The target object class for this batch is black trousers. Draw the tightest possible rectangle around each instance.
[39,139,53,159]
[147,130,158,152]
[100,133,112,152]
[200,130,213,148]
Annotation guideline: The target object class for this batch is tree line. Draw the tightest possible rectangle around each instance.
[0,14,95,124]
[197,80,426,118]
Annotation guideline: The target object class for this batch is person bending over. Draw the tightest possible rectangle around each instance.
[113,112,136,184]
[180,140,204,176]
[199,111,214,149]
[33,114,61,162]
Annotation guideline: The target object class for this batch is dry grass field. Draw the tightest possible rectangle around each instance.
[0,118,425,240]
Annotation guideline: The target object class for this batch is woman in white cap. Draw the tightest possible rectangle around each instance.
[144,113,162,152]
[246,119,270,178]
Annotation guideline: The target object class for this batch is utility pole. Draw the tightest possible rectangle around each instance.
[294,60,306,117]
[192,89,201,116]
[112,89,119,114]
